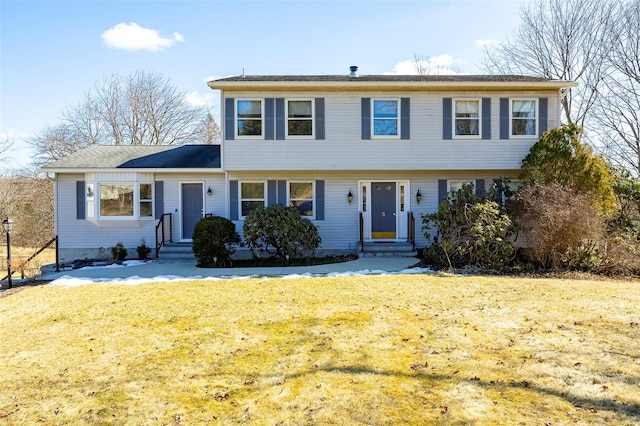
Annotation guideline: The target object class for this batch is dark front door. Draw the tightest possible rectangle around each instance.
[181,183,203,240]
[371,182,396,239]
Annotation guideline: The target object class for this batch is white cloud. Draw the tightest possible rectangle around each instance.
[101,22,184,52]
[475,39,499,48]
[184,91,214,107]
[385,55,460,75]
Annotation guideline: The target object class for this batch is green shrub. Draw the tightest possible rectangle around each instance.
[192,216,240,267]
[242,204,321,262]
[136,239,152,260]
[110,242,127,262]
[422,182,516,270]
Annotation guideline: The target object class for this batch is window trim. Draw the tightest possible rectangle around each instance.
[287,180,315,219]
[235,98,264,139]
[453,98,481,139]
[91,182,154,220]
[448,179,475,194]
[510,98,538,138]
[285,98,315,139]
[371,98,400,139]
[239,180,266,219]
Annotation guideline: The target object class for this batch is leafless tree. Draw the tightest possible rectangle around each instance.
[28,70,214,165]
[593,0,640,175]
[480,0,619,129]
[0,135,14,164]
[196,113,222,145]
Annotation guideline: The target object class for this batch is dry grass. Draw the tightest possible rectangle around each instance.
[0,274,639,425]
[0,246,56,280]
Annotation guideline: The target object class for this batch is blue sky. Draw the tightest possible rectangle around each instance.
[0,0,524,171]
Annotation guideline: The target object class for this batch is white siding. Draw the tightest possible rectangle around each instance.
[56,172,225,260]
[222,90,559,172]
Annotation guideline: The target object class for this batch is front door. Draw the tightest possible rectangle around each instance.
[181,183,203,240]
[371,182,396,239]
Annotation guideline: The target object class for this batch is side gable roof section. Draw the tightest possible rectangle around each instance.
[41,144,222,172]
[208,74,578,91]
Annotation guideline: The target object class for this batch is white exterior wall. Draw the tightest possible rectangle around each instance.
[223,90,559,172]
[56,172,225,261]
[228,170,513,254]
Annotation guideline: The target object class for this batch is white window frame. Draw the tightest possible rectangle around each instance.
[448,180,475,194]
[239,181,266,219]
[371,98,400,139]
[453,98,481,139]
[510,98,538,138]
[285,99,314,139]
[287,180,315,219]
[235,99,264,139]
[92,182,154,220]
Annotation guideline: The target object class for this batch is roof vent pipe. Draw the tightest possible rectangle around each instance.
[349,66,358,78]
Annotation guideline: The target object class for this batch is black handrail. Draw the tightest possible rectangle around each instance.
[359,212,364,252]
[1,235,58,282]
[155,213,173,257]
[408,212,416,250]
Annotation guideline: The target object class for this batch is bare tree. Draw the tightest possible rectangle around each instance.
[0,135,14,164]
[28,70,212,165]
[412,53,459,75]
[594,0,640,175]
[480,0,619,129]
[196,113,222,145]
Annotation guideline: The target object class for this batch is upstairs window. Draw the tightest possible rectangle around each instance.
[372,99,399,137]
[454,99,480,137]
[286,100,314,137]
[236,99,262,137]
[289,181,314,217]
[240,181,265,217]
[511,99,537,136]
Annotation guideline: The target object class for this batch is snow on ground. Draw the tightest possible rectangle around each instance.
[47,266,433,288]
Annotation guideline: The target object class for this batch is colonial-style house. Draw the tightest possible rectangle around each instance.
[42,68,576,262]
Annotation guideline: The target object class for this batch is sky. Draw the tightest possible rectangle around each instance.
[0,0,525,172]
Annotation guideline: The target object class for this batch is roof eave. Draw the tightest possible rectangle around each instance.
[207,80,578,91]
[41,167,224,174]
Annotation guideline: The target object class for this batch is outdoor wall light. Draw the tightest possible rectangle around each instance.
[347,190,353,204]
[2,217,14,289]
[416,190,422,205]
[207,187,212,196]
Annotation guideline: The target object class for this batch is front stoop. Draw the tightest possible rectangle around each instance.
[359,242,418,258]
[156,242,195,261]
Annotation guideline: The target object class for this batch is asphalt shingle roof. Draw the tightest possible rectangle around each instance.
[42,145,221,170]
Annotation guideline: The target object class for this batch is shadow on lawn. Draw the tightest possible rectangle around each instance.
[264,364,640,419]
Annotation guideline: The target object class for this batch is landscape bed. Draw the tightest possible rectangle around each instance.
[0,274,638,424]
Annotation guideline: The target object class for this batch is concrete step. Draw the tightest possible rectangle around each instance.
[156,243,196,261]
[359,242,418,258]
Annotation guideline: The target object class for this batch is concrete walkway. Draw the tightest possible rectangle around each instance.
[40,257,423,282]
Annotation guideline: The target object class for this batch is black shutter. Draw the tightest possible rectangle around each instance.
[225,98,235,140]
[443,98,452,140]
[277,180,287,205]
[401,97,410,140]
[315,98,325,140]
[315,180,325,220]
[361,98,371,140]
[482,98,491,140]
[229,180,239,220]
[438,179,448,204]
[275,98,285,140]
[267,180,277,206]
[499,98,509,139]
[264,98,275,140]
[539,97,548,135]
[154,181,164,219]
[76,181,85,220]
[475,179,485,197]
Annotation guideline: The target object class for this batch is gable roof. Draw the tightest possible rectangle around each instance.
[208,74,577,91]
[41,144,221,172]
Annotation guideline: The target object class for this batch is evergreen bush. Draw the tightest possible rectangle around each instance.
[192,216,240,267]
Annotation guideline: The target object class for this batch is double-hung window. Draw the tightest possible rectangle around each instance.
[448,180,475,194]
[289,181,314,217]
[372,99,399,138]
[454,99,480,137]
[236,99,263,137]
[286,100,314,138]
[511,99,537,136]
[240,181,265,217]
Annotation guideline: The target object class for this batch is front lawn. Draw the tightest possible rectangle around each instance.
[0,274,638,424]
